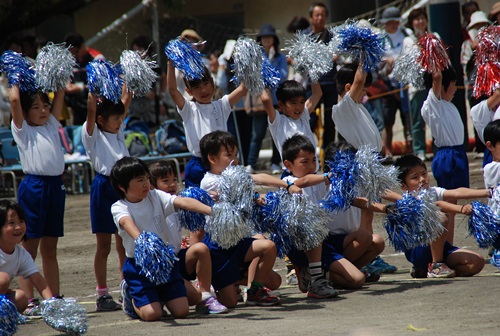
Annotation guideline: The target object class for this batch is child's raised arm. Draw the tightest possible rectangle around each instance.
[431,70,442,99]
[486,89,500,111]
[305,81,322,114]
[442,187,490,202]
[51,89,65,121]
[349,63,367,103]
[228,82,248,108]
[260,89,277,123]
[86,92,97,136]
[9,85,24,129]
[167,61,186,110]
[121,82,132,115]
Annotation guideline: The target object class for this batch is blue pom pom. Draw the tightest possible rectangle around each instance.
[0,50,37,93]
[178,187,213,232]
[261,190,291,258]
[329,20,386,72]
[0,294,25,335]
[468,201,500,248]
[261,52,281,91]
[164,39,205,81]
[134,231,179,285]
[41,297,88,335]
[86,59,123,103]
[321,150,358,212]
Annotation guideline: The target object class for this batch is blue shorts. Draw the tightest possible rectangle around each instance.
[177,248,196,281]
[90,174,119,234]
[18,174,66,238]
[286,234,346,270]
[122,257,186,308]
[184,156,207,188]
[432,145,469,189]
[405,241,459,270]
[202,235,254,291]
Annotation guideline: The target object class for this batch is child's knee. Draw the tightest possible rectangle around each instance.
[372,234,385,253]
[266,270,282,290]
[170,306,189,319]
[189,242,209,257]
[0,272,11,292]
[465,255,485,276]
[138,305,163,321]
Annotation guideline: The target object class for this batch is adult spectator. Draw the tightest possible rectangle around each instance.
[461,1,480,41]
[303,2,338,149]
[65,32,105,125]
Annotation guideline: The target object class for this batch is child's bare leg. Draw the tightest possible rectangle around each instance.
[0,272,9,294]
[328,259,365,289]
[244,240,277,284]
[19,238,40,299]
[164,296,189,319]
[184,279,201,306]
[359,208,374,233]
[446,249,485,277]
[446,213,455,244]
[115,233,126,279]
[216,284,239,308]
[135,301,164,321]
[94,233,112,289]
[39,237,60,296]
[429,232,447,263]
[184,243,212,294]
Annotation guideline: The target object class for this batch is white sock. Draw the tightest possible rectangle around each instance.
[201,292,213,301]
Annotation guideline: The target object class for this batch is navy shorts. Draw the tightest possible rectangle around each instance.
[286,234,346,270]
[203,236,254,291]
[18,174,66,238]
[177,248,197,281]
[184,156,207,188]
[432,145,469,189]
[90,173,119,234]
[405,241,459,270]
[122,257,186,308]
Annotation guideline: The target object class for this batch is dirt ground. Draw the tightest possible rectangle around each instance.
[16,155,500,336]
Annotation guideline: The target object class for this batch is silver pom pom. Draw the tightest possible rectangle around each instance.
[414,189,447,245]
[206,202,253,249]
[284,32,334,83]
[393,44,425,90]
[35,42,76,92]
[218,164,255,213]
[120,50,158,97]
[41,297,88,335]
[232,36,265,95]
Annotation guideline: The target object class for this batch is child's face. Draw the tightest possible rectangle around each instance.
[208,145,239,174]
[155,173,179,195]
[98,114,123,134]
[486,141,500,162]
[186,80,214,104]
[442,81,457,102]
[279,96,306,120]
[121,174,151,203]
[26,95,51,126]
[284,150,317,178]
[402,165,430,192]
[0,209,26,248]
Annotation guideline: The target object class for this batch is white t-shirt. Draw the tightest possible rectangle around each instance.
[11,114,65,175]
[328,206,362,235]
[470,100,500,145]
[200,171,221,195]
[484,161,500,215]
[268,108,318,171]
[0,245,39,279]
[82,123,129,176]
[177,95,232,157]
[111,189,178,258]
[425,186,446,202]
[421,90,464,147]
[332,92,382,152]
[166,212,183,255]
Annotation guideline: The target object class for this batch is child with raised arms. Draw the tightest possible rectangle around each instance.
[0,200,53,313]
[82,89,131,312]
[9,83,65,315]
[110,156,213,321]
[394,155,486,278]
[167,61,247,188]
[148,160,228,314]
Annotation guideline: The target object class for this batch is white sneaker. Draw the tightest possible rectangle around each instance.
[245,165,255,174]
[270,164,282,175]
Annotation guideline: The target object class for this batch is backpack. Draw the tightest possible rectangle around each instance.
[125,131,151,157]
[156,120,187,154]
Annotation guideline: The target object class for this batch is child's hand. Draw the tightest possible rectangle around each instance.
[254,193,266,206]
[208,191,219,202]
[460,203,473,215]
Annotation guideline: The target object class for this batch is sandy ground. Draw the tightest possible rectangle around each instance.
[13,153,500,336]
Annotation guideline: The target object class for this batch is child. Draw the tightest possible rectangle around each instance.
[481,118,500,267]
[421,68,469,244]
[261,79,322,174]
[197,130,298,308]
[148,160,228,314]
[82,91,131,311]
[167,61,247,188]
[110,156,213,321]
[283,135,385,289]
[9,84,66,314]
[330,63,395,274]
[394,155,486,278]
[331,62,382,153]
[0,200,53,313]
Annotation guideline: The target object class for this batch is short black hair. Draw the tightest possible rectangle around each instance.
[461,1,479,17]
[96,97,125,129]
[0,199,26,238]
[309,2,329,17]
[199,130,238,168]
[130,35,153,57]
[149,160,176,188]
[323,141,356,173]
[64,32,85,49]
[20,90,51,117]
[423,67,457,92]
[484,119,500,146]
[336,63,373,95]
[111,156,150,199]
[183,66,214,91]
[276,80,306,103]
[282,134,315,163]
[394,154,427,184]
